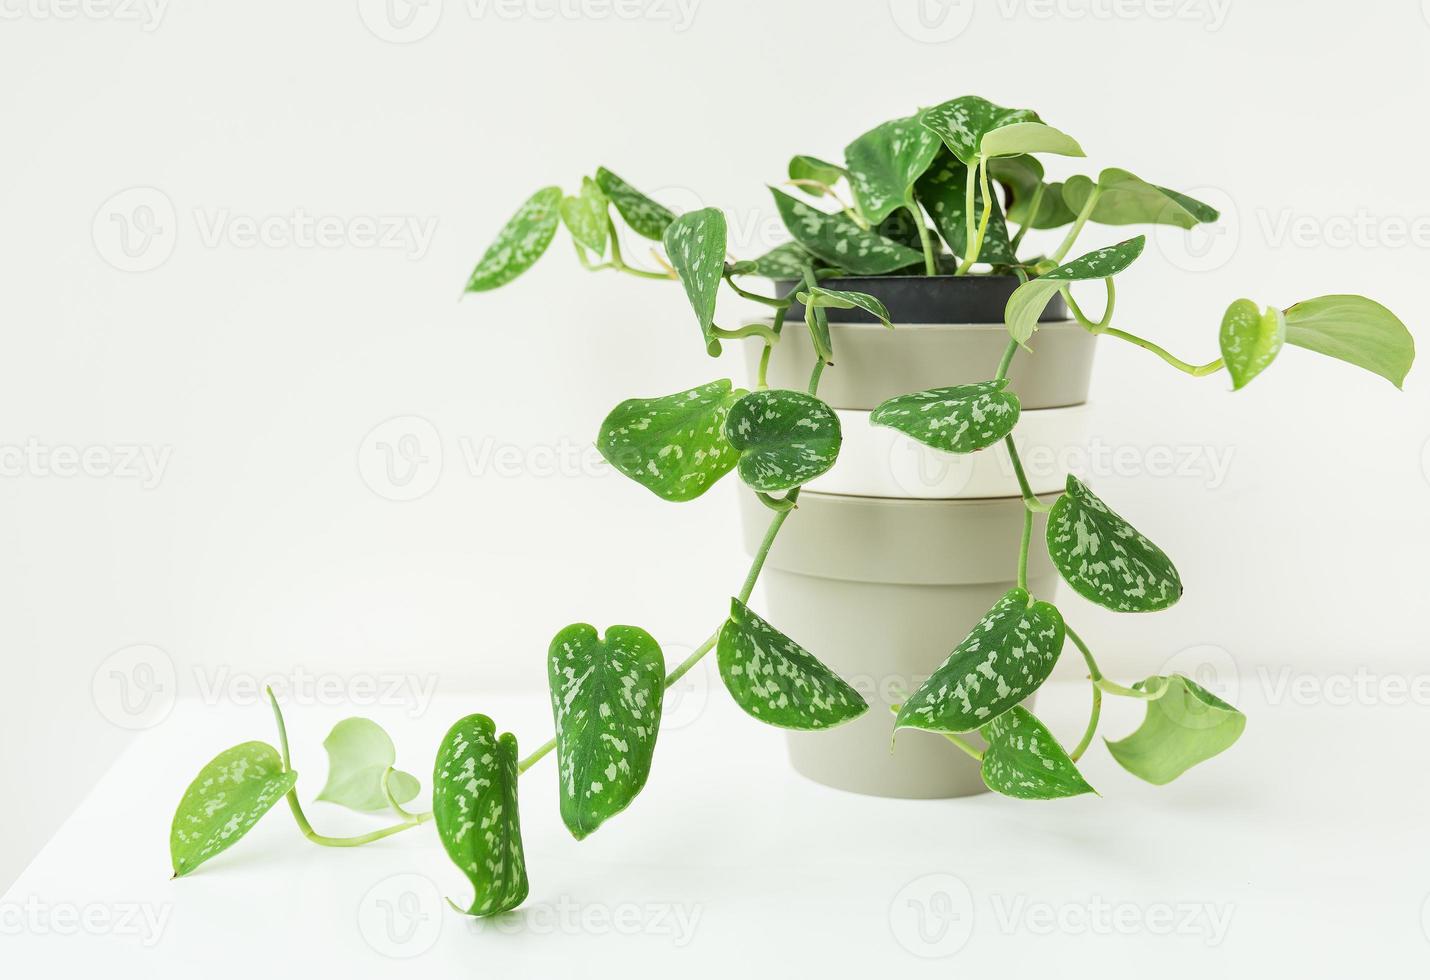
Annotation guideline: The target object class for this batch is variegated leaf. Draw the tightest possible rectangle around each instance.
[1218,298,1284,390]
[769,187,922,276]
[316,717,420,813]
[871,379,1020,454]
[915,152,1016,264]
[895,588,1065,734]
[717,598,867,730]
[595,167,675,241]
[597,380,745,502]
[465,186,562,292]
[1046,475,1182,613]
[432,714,528,916]
[843,114,942,224]
[798,285,892,328]
[1106,675,1245,785]
[723,388,842,493]
[663,208,727,356]
[170,741,297,877]
[736,241,832,280]
[920,95,1039,166]
[548,624,664,840]
[980,706,1096,800]
[559,176,609,256]
[1062,169,1218,229]
[1004,236,1146,343]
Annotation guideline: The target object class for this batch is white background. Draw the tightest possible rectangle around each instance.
[1,0,1427,894]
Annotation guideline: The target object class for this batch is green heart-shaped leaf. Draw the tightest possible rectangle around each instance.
[718,598,868,730]
[432,714,528,916]
[1047,475,1182,613]
[1004,236,1146,343]
[465,186,562,292]
[548,624,665,840]
[1219,298,1285,390]
[723,388,842,493]
[315,717,420,813]
[1283,294,1416,389]
[895,588,1065,734]
[871,379,1021,454]
[844,114,943,224]
[1106,675,1245,785]
[993,156,1077,230]
[559,176,610,256]
[663,208,728,356]
[980,706,1096,800]
[788,154,846,194]
[798,286,892,328]
[769,187,923,276]
[916,152,1015,264]
[597,380,746,502]
[170,741,297,877]
[595,167,675,241]
[1062,169,1218,229]
[921,96,1040,167]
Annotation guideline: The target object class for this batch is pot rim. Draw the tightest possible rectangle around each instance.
[772,273,1067,325]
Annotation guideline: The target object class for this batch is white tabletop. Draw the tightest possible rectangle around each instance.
[3,675,1427,977]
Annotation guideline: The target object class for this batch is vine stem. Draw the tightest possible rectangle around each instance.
[955,159,994,275]
[724,275,791,308]
[1095,326,1224,377]
[1070,684,1102,762]
[1050,187,1101,264]
[1009,183,1045,253]
[908,202,937,276]
[267,688,432,847]
[517,352,827,776]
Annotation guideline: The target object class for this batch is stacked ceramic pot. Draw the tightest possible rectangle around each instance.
[742,276,1095,798]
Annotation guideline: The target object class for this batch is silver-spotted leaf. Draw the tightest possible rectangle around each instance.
[723,388,842,493]
[843,114,942,224]
[1047,475,1182,613]
[559,176,609,256]
[316,717,420,813]
[1219,298,1285,390]
[465,186,562,292]
[170,741,298,877]
[1106,675,1245,785]
[1062,169,1218,229]
[915,152,1015,264]
[740,241,832,280]
[769,187,922,275]
[548,624,664,840]
[798,285,892,328]
[895,588,1065,734]
[663,208,727,356]
[595,167,675,241]
[980,706,1096,800]
[1004,236,1146,343]
[871,379,1021,454]
[1283,294,1416,388]
[597,380,745,502]
[718,598,868,730]
[920,96,1040,167]
[432,715,528,916]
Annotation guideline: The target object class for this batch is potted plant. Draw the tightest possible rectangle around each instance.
[168,96,1414,918]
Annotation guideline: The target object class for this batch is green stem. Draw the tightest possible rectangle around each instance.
[1003,435,1049,512]
[1070,683,1101,762]
[1016,505,1032,593]
[713,322,781,344]
[955,160,995,275]
[1097,327,1225,377]
[908,203,937,276]
[1065,279,1117,332]
[1065,624,1103,681]
[1051,187,1101,264]
[1009,184,1045,254]
[942,732,985,763]
[956,159,978,276]
[266,688,432,846]
[994,337,1019,382]
[724,275,792,308]
[603,216,673,280]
